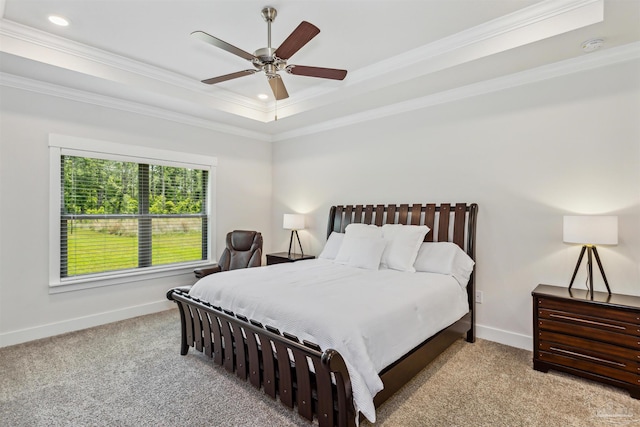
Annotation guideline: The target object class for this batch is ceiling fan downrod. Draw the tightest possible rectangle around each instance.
[255,7,279,75]
[261,7,277,49]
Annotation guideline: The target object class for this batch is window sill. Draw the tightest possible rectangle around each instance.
[49,262,212,294]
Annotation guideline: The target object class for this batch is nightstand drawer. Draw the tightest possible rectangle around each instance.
[538,307,640,337]
[537,297,640,325]
[538,317,640,349]
[538,331,640,372]
[537,349,639,386]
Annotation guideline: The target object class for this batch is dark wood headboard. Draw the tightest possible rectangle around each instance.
[326,203,478,260]
[327,203,479,344]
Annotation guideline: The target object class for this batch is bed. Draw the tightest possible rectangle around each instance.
[166,202,478,426]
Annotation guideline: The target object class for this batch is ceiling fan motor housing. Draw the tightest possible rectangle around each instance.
[253,47,288,75]
[254,47,276,63]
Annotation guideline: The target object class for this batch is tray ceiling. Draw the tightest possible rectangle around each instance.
[1,0,639,140]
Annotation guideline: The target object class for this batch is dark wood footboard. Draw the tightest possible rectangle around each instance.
[167,286,356,427]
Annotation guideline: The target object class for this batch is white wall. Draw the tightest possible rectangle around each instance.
[0,86,272,346]
[2,60,639,351]
[271,60,640,350]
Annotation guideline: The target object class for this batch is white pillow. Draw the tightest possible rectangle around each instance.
[380,224,429,272]
[318,232,345,260]
[344,223,383,238]
[413,242,475,287]
[334,235,386,270]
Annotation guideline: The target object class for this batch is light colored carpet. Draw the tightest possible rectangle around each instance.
[1,309,639,426]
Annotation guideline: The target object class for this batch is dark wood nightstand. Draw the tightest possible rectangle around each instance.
[532,284,640,399]
[266,252,315,265]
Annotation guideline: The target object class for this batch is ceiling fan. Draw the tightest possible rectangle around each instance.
[192,6,347,100]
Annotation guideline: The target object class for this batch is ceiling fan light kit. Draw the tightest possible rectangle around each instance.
[192,6,347,101]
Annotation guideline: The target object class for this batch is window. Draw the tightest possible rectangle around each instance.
[49,134,216,290]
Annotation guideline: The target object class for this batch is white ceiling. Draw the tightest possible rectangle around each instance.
[1,0,639,140]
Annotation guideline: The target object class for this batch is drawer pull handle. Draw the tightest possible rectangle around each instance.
[550,346,626,368]
[548,313,626,330]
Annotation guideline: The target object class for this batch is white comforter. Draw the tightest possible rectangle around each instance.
[188,258,469,423]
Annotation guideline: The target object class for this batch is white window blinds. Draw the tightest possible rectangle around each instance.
[60,156,208,277]
[49,134,216,288]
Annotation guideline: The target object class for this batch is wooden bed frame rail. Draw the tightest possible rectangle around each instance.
[167,202,478,427]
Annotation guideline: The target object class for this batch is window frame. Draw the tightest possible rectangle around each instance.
[49,134,217,293]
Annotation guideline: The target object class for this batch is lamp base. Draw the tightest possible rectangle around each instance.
[288,230,304,258]
[568,245,611,296]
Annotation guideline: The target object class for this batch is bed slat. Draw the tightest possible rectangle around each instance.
[335,206,343,233]
[312,357,334,427]
[438,204,451,242]
[194,307,204,352]
[353,205,363,223]
[410,204,422,225]
[221,320,235,372]
[246,330,261,389]
[211,311,223,365]
[235,325,248,380]
[257,331,277,398]
[273,339,294,408]
[203,311,213,357]
[374,205,385,226]
[291,348,313,420]
[363,205,373,224]
[386,205,397,224]
[453,203,467,248]
[398,204,409,225]
[424,204,436,241]
[343,206,353,229]
[184,303,195,349]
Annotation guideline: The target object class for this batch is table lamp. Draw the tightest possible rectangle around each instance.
[563,215,617,295]
[283,214,305,257]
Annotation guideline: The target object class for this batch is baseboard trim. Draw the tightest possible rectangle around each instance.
[477,323,533,351]
[1,303,535,351]
[0,300,174,348]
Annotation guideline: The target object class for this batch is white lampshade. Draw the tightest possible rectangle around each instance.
[283,214,305,230]
[563,215,618,245]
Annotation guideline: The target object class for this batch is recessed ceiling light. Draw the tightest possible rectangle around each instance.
[48,15,70,27]
[257,94,269,100]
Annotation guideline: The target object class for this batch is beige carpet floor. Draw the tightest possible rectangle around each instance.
[1,309,639,426]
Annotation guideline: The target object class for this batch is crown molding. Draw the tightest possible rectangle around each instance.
[0,71,272,141]
[275,0,604,116]
[1,0,603,124]
[0,18,269,115]
[272,41,640,142]
[3,41,637,144]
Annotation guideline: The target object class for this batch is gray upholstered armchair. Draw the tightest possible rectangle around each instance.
[194,230,263,279]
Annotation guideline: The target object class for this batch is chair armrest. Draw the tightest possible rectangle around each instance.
[194,265,222,279]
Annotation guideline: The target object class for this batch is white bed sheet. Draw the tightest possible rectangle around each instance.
[188,258,469,423]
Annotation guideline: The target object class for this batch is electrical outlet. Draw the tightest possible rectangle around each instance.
[475,291,483,304]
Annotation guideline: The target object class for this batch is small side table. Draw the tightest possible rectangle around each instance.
[266,252,315,265]
[532,284,640,399]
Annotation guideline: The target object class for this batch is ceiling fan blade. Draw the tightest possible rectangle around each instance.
[286,65,347,80]
[268,75,289,100]
[274,21,320,60]
[201,70,257,85]
[191,31,256,61]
